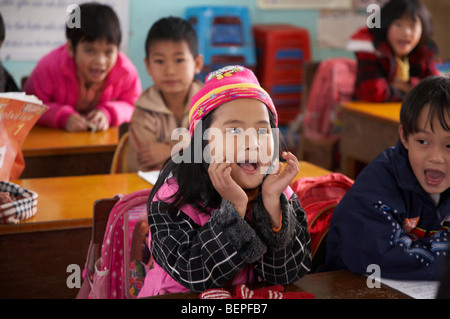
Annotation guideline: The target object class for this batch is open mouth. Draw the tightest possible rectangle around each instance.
[425,169,445,186]
[396,40,411,49]
[237,161,259,173]
[90,68,105,78]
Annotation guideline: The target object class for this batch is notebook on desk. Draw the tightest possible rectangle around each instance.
[378,278,439,299]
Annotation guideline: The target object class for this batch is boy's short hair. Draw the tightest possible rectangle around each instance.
[400,76,450,138]
[66,3,121,48]
[145,16,198,59]
[0,12,5,43]
[371,0,433,47]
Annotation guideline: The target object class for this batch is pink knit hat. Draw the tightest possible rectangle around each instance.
[189,65,277,135]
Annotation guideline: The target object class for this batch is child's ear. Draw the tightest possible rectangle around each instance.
[66,41,75,58]
[143,56,152,77]
[398,125,409,149]
[194,54,204,75]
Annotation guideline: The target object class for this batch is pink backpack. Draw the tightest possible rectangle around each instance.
[290,173,353,271]
[77,189,152,299]
[303,58,356,140]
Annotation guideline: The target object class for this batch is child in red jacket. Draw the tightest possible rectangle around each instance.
[24,3,141,132]
[347,0,439,102]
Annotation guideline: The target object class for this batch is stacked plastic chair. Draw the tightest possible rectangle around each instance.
[253,24,311,125]
[185,6,256,80]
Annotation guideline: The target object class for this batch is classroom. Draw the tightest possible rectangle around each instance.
[0,0,449,301]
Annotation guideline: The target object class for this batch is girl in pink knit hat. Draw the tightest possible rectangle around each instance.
[138,65,311,297]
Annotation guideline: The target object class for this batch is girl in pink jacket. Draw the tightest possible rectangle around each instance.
[24,3,141,132]
[138,66,311,297]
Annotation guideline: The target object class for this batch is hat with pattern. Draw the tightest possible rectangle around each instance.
[189,65,277,135]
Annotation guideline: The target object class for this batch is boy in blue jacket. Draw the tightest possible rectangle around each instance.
[325,76,450,280]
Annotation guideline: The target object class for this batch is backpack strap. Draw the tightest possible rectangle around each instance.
[283,185,294,200]
[153,178,210,226]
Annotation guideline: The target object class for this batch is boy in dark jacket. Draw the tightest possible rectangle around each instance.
[325,76,450,280]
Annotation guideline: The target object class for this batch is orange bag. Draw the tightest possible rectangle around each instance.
[0,94,48,180]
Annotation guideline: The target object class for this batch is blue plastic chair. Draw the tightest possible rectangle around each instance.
[185,6,256,67]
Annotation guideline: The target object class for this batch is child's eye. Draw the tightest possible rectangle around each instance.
[258,128,268,134]
[393,20,402,28]
[176,58,185,63]
[418,139,428,145]
[227,128,241,134]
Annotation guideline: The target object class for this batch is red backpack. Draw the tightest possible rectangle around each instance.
[290,173,353,271]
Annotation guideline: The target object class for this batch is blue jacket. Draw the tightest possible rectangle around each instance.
[325,140,450,280]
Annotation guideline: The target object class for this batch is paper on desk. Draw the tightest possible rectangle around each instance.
[378,278,439,299]
[0,92,43,104]
[138,170,160,185]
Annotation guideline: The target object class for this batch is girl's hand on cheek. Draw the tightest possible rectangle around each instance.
[262,152,299,197]
[208,158,248,218]
[261,152,299,228]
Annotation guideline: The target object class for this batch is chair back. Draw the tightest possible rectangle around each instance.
[110,123,131,174]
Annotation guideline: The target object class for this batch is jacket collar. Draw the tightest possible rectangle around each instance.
[134,79,203,115]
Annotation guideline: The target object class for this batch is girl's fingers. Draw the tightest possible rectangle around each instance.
[282,152,299,171]
[273,162,283,175]
[208,159,232,187]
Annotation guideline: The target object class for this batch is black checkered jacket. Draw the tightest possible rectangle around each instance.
[148,191,312,293]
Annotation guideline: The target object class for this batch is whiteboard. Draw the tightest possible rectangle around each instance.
[318,10,367,48]
[0,0,129,61]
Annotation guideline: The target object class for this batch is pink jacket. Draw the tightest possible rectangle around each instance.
[24,45,141,129]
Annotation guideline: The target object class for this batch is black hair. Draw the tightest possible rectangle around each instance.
[148,107,286,215]
[145,16,198,59]
[66,3,121,49]
[371,0,433,47]
[0,12,5,43]
[400,76,450,138]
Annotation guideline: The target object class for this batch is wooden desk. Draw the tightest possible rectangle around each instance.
[296,160,331,179]
[340,102,400,179]
[21,126,119,178]
[0,173,150,299]
[150,269,410,299]
[1,173,150,235]
[1,161,325,236]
